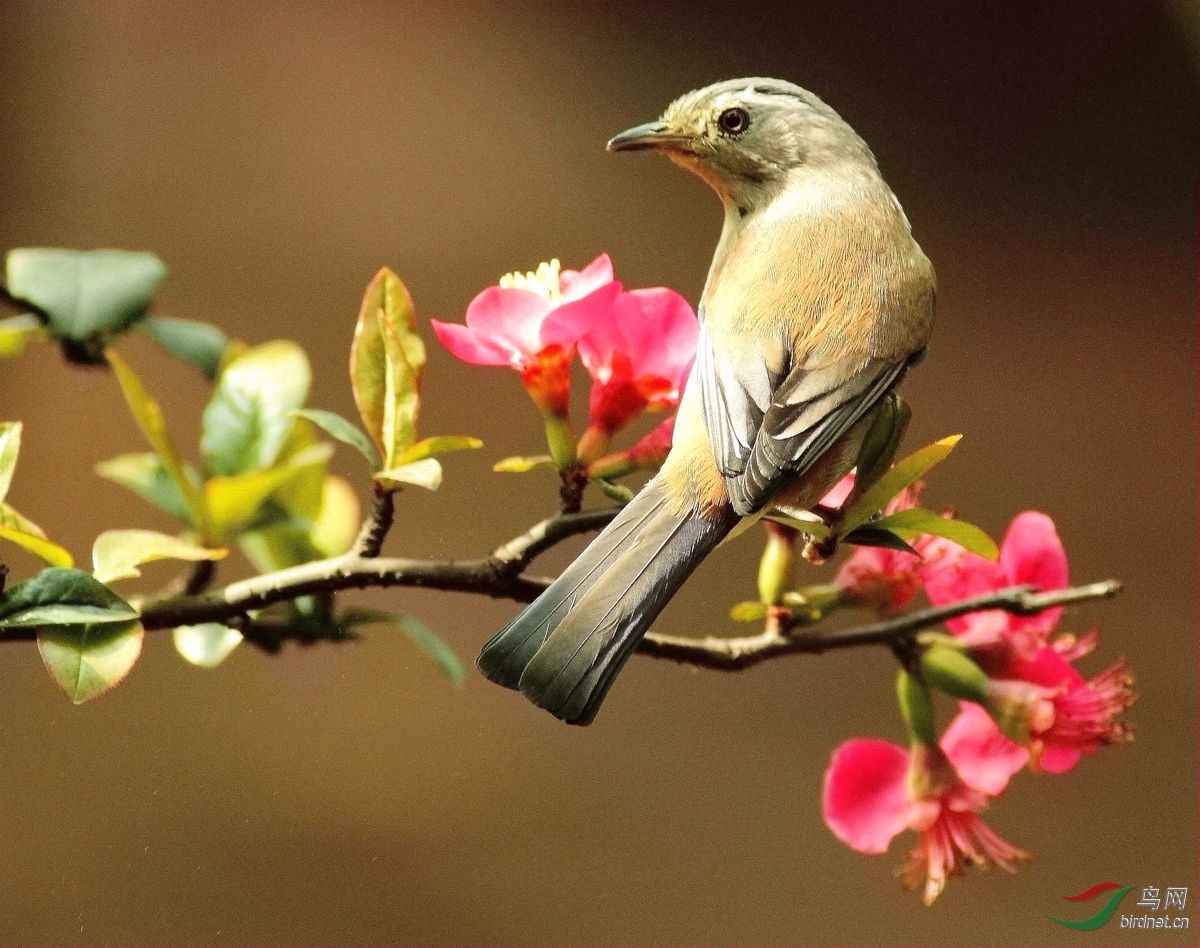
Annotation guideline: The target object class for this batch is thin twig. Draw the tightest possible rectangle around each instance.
[352,484,396,558]
[637,581,1122,670]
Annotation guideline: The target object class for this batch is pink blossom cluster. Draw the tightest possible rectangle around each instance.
[431,255,696,464]
[820,481,1135,904]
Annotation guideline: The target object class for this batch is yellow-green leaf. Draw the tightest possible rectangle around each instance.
[309,475,361,557]
[729,600,767,623]
[0,524,74,567]
[0,504,73,566]
[493,455,554,473]
[269,419,334,521]
[107,350,210,534]
[91,529,227,584]
[392,435,482,466]
[200,340,311,477]
[38,620,143,703]
[0,421,21,503]
[374,459,443,491]
[204,465,311,540]
[0,314,44,358]
[379,312,420,467]
[840,435,962,536]
[173,623,243,668]
[95,453,194,523]
[349,268,422,452]
[871,507,999,561]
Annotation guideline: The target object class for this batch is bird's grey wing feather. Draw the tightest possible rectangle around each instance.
[726,355,907,515]
[696,316,909,515]
[694,320,782,478]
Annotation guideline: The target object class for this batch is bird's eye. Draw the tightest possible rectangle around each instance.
[717,107,750,136]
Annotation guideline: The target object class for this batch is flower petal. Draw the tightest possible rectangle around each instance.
[430,319,512,366]
[823,738,912,854]
[919,536,1007,633]
[607,287,698,383]
[1037,743,1084,773]
[1000,511,1069,633]
[1008,645,1082,689]
[941,702,1028,796]
[539,281,623,353]
[559,253,615,300]
[464,286,554,359]
[821,473,857,509]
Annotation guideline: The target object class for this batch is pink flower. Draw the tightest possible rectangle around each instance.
[431,255,620,416]
[948,647,1135,775]
[829,476,925,612]
[920,511,1068,659]
[823,733,1030,905]
[625,415,676,469]
[546,286,697,435]
[820,473,857,510]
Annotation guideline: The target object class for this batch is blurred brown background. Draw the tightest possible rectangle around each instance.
[0,1,1196,945]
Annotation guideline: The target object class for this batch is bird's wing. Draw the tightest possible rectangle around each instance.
[694,317,910,516]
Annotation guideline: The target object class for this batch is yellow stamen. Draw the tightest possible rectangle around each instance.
[499,259,562,301]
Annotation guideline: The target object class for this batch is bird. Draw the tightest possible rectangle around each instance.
[477,78,935,725]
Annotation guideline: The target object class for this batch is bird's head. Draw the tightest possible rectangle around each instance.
[607,78,875,214]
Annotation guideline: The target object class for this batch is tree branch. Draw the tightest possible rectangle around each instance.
[0,493,1121,674]
[637,580,1122,669]
[134,507,617,631]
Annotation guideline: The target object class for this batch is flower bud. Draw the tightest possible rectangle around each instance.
[919,643,991,704]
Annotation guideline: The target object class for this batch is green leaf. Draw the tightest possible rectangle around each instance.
[6,248,166,340]
[842,526,920,556]
[391,435,482,466]
[840,435,962,536]
[91,529,226,584]
[0,421,21,504]
[0,568,138,628]
[201,340,311,477]
[871,507,999,561]
[292,408,381,469]
[0,314,45,358]
[95,453,194,523]
[38,620,143,703]
[349,268,422,455]
[173,623,243,668]
[374,458,443,491]
[107,350,210,533]
[729,600,767,623]
[493,455,555,473]
[139,316,228,379]
[343,608,464,685]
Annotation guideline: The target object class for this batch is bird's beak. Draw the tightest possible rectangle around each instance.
[606,121,691,153]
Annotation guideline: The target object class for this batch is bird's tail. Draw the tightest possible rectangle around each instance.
[477,475,737,725]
